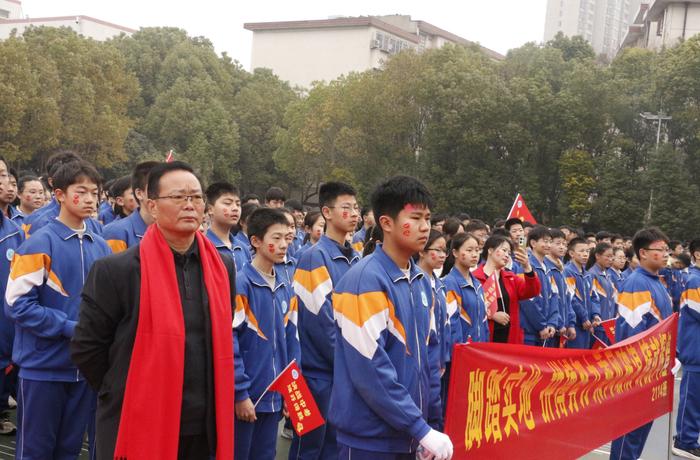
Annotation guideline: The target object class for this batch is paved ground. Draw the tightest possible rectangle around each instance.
[0,374,687,459]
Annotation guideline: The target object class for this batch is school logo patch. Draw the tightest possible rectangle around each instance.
[421,291,428,307]
[5,249,13,261]
[281,300,288,313]
[291,369,299,380]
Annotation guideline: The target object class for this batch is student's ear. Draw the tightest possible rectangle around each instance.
[321,205,332,221]
[54,188,65,204]
[115,196,125,207]
[378,215,393,234]
[250,235,262,251]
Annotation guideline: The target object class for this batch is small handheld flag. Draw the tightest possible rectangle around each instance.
[600,318,616,344]
[255,360,324,436]
[165,149,174,163]
[506,193,537,224]
[481,272,500,318]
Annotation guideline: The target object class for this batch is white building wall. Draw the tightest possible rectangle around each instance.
[659,3,700,48]
[0,0,22,20]
[0,17,132,41]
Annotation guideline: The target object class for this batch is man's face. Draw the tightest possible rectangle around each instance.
[20,180,44,212]
[209,193,241,227]
[383,203,431,254]
[147,170,205,237]
[551,237,567,258]
[508,224,524,244]
[323,194,359,234]
[569,243,589,266]
[267,199,284,209]
[612,238,625,250]
[252,223,289,264]
[672,244,684,257]
[0,176,17,206]
[56,178,99,220]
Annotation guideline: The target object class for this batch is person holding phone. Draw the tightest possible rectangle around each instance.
[473,235,541,344]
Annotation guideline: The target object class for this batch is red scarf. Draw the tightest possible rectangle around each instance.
[114,225,234,459]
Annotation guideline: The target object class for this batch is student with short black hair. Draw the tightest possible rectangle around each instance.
[285,199,305,254]
[205,181,250,271]
[330,176,451,460]
[430,213,447,233]
[520,226,558,346]
[564,238,594,349]
[464,219,489,246]
[611,234,625,250]
[290,181,360,459]
[5,160,111,459]
[0,168,18,221]
[586,242,614,346]
[265,186,286,208]
[14,175,44,228]
[610,247,628,291]
[103,161,159,254]
[98,179,116,225]
[234,202,260,261]
[351,206,375,254]
[595,230,612,243]
[673,238,700,459]
[504,218,526,273]
[546,228,577,346]
[109,175,137,220]
[242,193,261,206]
[234,207,298,460]
[611,227,674,460]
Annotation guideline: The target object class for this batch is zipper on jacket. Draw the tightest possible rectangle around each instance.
[271,288,278,412]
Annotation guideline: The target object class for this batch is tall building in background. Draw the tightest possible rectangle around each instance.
[544,0,642,58]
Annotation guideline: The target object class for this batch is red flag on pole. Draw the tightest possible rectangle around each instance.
[258,360,324,436]
[601,318,616,344]
[481,272,500,318]
[165,149,174,163]
[506,193,537,224]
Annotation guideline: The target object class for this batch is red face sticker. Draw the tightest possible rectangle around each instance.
[404,204,416,212]
[431,253,437,260]
[342,211,348,219]
[403,230,411,237]
[402,223,410,229]
[268,244,275,254]
[72,194,80,205]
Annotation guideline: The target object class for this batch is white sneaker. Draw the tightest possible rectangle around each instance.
[673,445,700,460]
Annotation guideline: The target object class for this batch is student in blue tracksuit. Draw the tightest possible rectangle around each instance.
[351,207,374,254]
[505,218,525,274]
[520,226,558,346]
[102,161,158,254]
[587,242,616,346]
[204,181,250,271]
[611,247,628,291]
[289,182,360,460]
[546,228,577,346]
[610,228,674,460]
[675,243,700,457]
[295,211,325,263]
[416,230,449,425]
[13,175,45,230]
[330,176,452,460]
[5,161,111,459]
[564,237,595,349]
[285,200,305,254]
[444,232,489,345]
[673,238,700,459]
[235,203,259,262]
[233,208,299,460]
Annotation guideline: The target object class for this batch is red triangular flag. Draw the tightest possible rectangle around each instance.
[481,272,500,318]
[506,193,537,224]
[590,331,608,349]
[263,360,324,436]
[559,334,567,348]
[600,318,616,344]
[165,149,174,163]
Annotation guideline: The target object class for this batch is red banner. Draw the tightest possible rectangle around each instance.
[445,314,677,459]
[266,360,324,436]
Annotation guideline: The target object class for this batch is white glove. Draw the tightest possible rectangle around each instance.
[419,429,453,460]
[672,358,682,376]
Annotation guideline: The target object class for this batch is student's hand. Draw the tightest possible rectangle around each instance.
[491,311,510,326]
[419,429,453,460]
[235,398,257,423]
[440,367,446,378]
[567,327,577,340]
[538,328,549,340]
[582,320,592,331]
[513,247,531,272]
[558,327,567,337]
[592,316,602,327]
[547,326,556,338]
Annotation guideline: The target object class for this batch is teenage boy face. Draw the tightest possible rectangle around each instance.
[569,243,589,266]
[388,203,431,254]
[0,176,17,205]
[210,193,241,227]
[116,187,137,215]
[508,224,524,244]
[252,223,289,264]
[148,170,205,237]
[267,199,284,209]
[20,180,44,212]
[324,194,359,234]
[56,177,99,220]
[551,237,567,258]
[640,240,670,272]
[292,210,304,229]
[530,236,552,257]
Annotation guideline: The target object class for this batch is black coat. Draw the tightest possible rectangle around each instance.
[70,243,236,460]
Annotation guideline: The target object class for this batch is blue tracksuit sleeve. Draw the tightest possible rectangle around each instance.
[233,291,252,401]
[5,251,76,338]
[285,296,301,365]
[427,300,443,428]
[334,290,432,441]
[548,291,562,329]
[589,280,602,320]
[565,276,587,324]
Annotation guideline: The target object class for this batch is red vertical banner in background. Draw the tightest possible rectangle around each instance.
[444,314,677,460]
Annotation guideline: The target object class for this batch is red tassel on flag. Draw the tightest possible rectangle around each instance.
[506,193,537,224]
[259,360,324,436]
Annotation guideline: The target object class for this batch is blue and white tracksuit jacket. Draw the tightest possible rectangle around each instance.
[329,245,441,453]
[564,262,594,349]
[103,209,148,254]
[429,275,450,367]
[0,216,24,368]
[293,235,358,380]
[205,228,251,272]
[23,199,102,238]
[520,254,558,342]
[443,267,489,344]
[233,262,299,412]
[679,266,700,371]
[588,264,617,321]
[4,219,110,381]
[545,257,575,330]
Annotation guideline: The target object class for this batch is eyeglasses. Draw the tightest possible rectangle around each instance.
[645,247,670,254]
[154,194,205,206]
[329,205,360,214]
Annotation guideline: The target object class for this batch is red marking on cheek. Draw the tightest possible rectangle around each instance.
[431,253,437,260]
[403,230,411,237]
[268,244,275,254]
[342,211,348,219]
[72,194,80,205]
[402,223,410,229]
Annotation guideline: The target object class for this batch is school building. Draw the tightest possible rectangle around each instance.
[619,0,700,53]
[244,14,504,89]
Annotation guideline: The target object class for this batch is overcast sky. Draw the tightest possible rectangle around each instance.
[21,0,549,68]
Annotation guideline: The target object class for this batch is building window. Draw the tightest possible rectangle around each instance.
[0,9,9,19]
[656,14,664,36]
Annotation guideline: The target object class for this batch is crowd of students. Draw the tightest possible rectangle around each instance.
[0,150,697,460]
